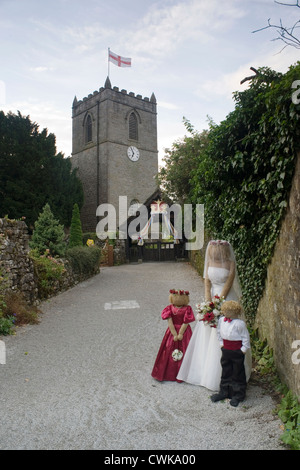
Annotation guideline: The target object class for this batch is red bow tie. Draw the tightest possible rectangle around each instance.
[224,317,232,323]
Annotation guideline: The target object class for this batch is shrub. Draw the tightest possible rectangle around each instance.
[66,245,101,277]
[30,248,67,299]
[3,291,40,326]
[69,203,83,248]
[0,315,15,336]
[82,232,97,245]
[30,203,66,257]
[250,330,300,450]
[277,391,300,450]
[0,270,14,336]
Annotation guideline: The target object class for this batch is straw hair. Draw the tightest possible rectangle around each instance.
[169,293,189,306]
[221,300,242,317]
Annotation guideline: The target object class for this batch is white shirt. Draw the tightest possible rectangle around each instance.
[217,316,250,353]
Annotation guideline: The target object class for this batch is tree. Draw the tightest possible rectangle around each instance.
[68,203,83,248]
[0,111,83,228]
[157,118,210,204]
[30,203,66,257]
[253,1,300,52]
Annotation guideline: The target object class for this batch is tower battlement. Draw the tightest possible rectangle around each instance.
[72,77,156,118]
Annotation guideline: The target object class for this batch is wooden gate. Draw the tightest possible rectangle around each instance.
[129,241,187,262]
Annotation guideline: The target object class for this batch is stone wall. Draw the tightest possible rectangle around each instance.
[113,239,126,265]
[0,219,103,304]
[255,152,300,397]
[0,218,38,303]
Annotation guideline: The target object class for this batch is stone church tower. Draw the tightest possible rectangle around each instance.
[71,77,158,232]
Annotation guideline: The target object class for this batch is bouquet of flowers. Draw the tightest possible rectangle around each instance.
[172,349,183,361]
[196,295,224,328]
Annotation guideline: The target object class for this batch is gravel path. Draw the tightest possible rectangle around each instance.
[0,262,285,450]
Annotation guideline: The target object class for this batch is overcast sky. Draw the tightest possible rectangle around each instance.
[1,0,299,164]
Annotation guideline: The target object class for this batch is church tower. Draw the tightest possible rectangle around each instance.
[71,77,158,232]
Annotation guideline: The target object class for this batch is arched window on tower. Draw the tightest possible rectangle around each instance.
[129,112,138,140]
[85,114,92,143]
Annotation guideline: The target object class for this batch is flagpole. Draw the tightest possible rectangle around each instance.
[108,47,110,79]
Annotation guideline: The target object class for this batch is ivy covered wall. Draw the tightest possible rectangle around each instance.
[191,63,300,322]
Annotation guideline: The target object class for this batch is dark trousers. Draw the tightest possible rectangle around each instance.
[219,348,247,401]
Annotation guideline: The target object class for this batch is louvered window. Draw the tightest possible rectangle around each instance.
[85,114,92,143]
[129,112,138,140]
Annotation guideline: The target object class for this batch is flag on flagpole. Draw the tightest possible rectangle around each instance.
[108,49,131,68]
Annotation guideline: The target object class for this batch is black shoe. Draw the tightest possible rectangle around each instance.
[211,393,227,402]
[229,397,240,407]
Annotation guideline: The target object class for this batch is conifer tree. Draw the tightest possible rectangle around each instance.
[30,203,66,257]
[0,111,83,227]
[68,203,83,248]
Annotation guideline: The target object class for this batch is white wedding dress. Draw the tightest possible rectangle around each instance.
[177,266,252,391]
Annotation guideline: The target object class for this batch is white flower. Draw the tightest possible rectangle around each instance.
[172,349,183,361]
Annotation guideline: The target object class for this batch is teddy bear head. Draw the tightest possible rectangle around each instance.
[169,289,190,307]
[221,300,242,319]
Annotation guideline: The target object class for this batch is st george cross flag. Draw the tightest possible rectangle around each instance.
[108,49,131,68]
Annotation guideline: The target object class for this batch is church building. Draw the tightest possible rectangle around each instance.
[71,77,158,233]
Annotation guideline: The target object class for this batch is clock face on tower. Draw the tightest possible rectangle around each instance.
[127,146,140,162]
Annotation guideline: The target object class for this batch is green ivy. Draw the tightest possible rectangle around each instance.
[191,63,300,320]
[0,270,13,336]
[277,391,300,450]
[251,329,300,450]
[0,316,15,336]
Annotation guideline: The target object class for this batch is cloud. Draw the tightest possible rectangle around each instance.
[63,24,113,54]
[0,80,6,106]
[194,67,246,101]
[159,100,181,110]
[30,66,54,72]
[125,0,246,59]
[194,37,300,102]
[55,0,246,66]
